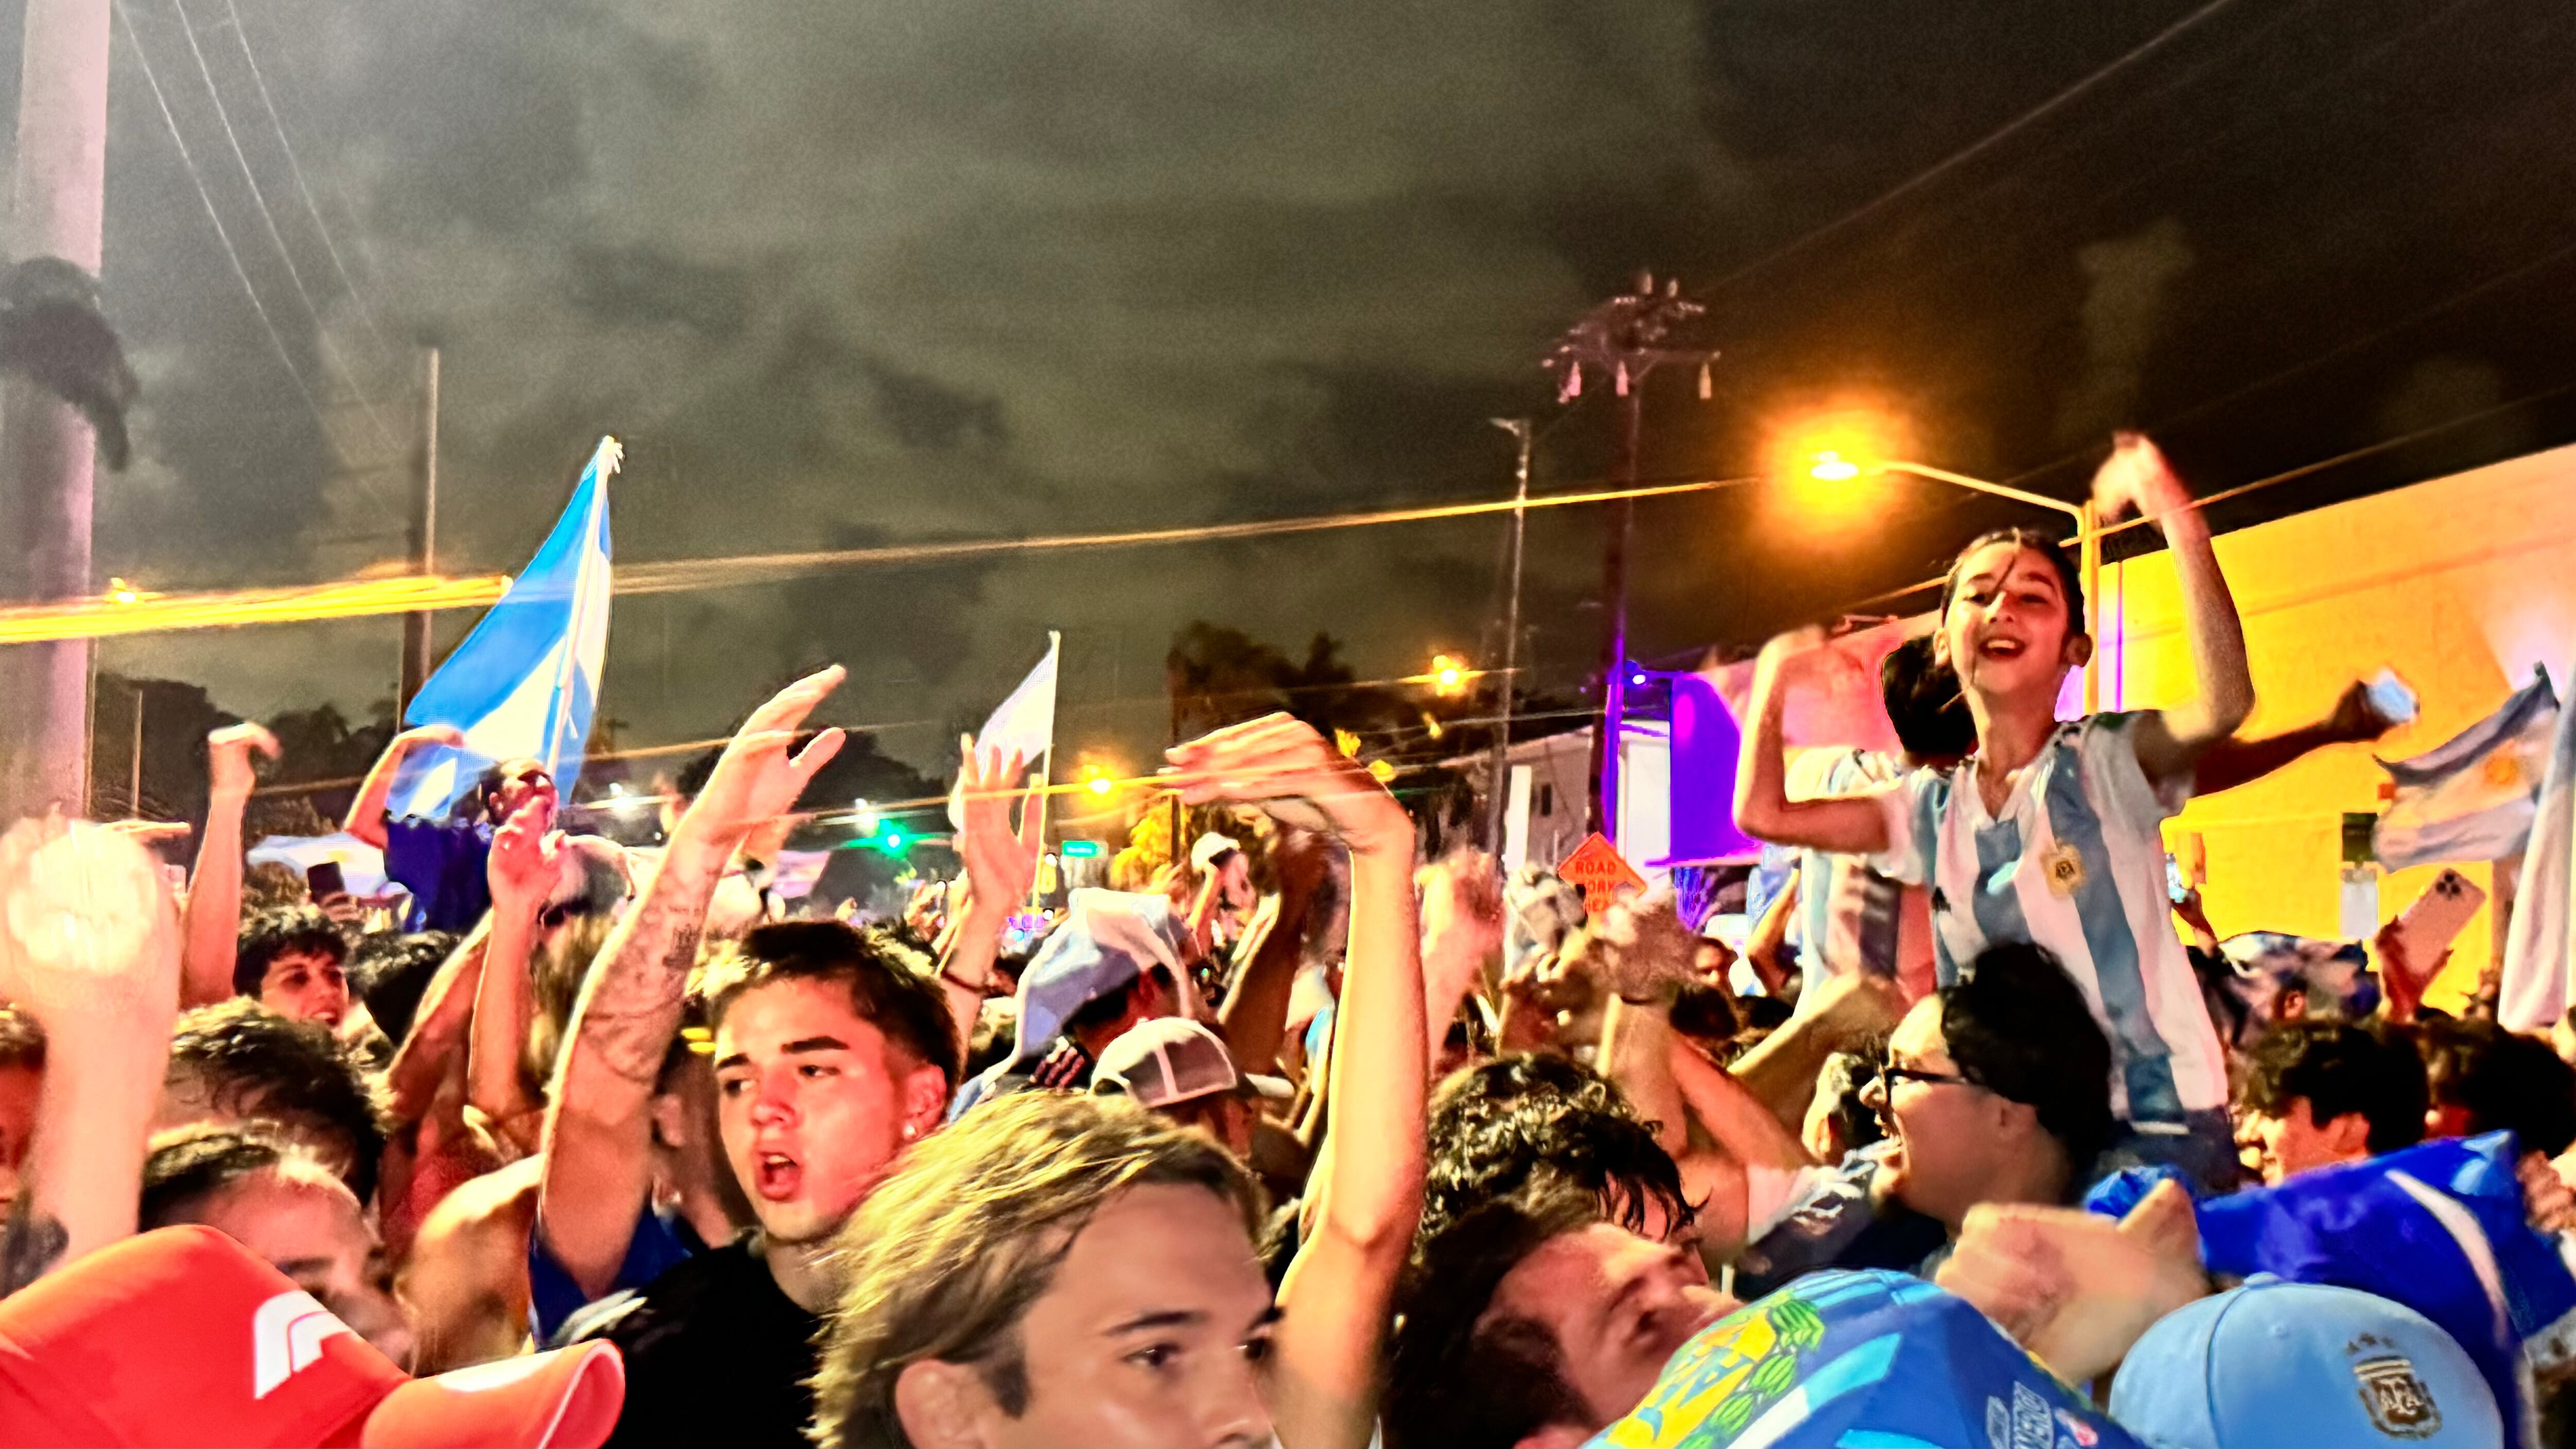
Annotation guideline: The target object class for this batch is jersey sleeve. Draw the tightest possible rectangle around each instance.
[1866,769,1941,887]
[2082,711,2192,830]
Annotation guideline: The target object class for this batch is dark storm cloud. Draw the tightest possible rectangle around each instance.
[89,0,1742,756]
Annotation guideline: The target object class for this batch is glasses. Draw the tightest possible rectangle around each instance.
[1874,1062,1981,1094]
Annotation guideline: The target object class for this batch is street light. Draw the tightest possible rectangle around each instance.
[1431,654,1466,697]
[1805,452,2105,713]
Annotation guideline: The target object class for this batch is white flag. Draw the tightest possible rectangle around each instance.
[2502,662,2576,1032]
[947,633,1060,832]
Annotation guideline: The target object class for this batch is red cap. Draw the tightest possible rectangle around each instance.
[0,1226,624,1448]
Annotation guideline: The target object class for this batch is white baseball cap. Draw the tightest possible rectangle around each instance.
[1093,1016,1290,1108]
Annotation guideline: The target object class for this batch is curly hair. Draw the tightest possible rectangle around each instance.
[1419,1054,1693,1249]
[165,1000,388,1204]
[233,906,347,998]
[811,1092,1261,1449]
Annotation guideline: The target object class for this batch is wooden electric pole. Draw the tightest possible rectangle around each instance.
[0,0,111,822]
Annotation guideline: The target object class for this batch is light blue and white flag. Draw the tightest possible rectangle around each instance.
[392,437,619,819]
[2502,661,2576,1033]
[2374,668,2558,873]
[946,632,1059,832]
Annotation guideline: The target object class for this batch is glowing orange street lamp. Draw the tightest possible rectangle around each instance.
[1802,450,2104,711]
[1431,654,1467,697]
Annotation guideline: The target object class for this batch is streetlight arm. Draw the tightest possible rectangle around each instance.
[1884,461,2087,522]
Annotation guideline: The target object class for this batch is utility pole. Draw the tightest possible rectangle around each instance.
[0,0,112,823]
[1485,418,1531,857]
[1543,274,1718,847]
[398,347,440,711]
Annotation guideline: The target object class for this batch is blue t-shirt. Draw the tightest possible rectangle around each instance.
[527,1204,700,1343]
[1592,1268,2137,1448]
[383,816,496,932]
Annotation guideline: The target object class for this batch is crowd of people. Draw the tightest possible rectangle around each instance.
[4,432,2574,1447]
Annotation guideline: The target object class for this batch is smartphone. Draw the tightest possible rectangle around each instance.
[2165,855,2190,905]
[2390,867,2485,966]
[2367,668,2420,727]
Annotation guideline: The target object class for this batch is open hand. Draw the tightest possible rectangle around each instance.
[683,667,847,843]
[486,797,566,911]
[2090,432,2184,524]
[207,722,281,799]
[1593,883,1700,1005]
[1421,850,1504,1005]
[956,738,1041,911]
[1165,714,1410,860]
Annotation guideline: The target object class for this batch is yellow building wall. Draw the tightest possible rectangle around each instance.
[2105,442,2576,1010]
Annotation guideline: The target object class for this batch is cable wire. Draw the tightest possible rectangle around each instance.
[215,0,400,366]
[166,0,400,452]
[1711,0,2247,294]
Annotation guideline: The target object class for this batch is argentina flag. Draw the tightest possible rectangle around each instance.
[2373,667,2559,873]
[392,437,618,818]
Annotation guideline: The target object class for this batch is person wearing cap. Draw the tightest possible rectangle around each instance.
[0,1225,625,1448]
[948,886,1198,1113]
[1187,830,1257,960]
[1091,1014,1291,1161]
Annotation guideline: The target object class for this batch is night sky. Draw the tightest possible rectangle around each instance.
[14,0,2576,778]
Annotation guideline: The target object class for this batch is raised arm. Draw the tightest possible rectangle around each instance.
[180,723,279,1008]
[1219,829,1327,1076]
[384,924,492,1129]
[535,667,845,1298]
[1592,887,1701,1161]
[1726,969,1905,1132]
[469,799,561,1156]
[1414,850,1500,1073]
[1170,715,1422,1449]
[943,741,1039,1054]
[2105,436,2255,780]
[2194,679,2392,796]
[0,821,182,1293]
[1734,630,1895,856]
[343,724,465,850]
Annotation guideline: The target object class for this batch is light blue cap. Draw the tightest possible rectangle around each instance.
[2109,1278,2500,1447]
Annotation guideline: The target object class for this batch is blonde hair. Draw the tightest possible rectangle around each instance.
[809,1092,1263,1449]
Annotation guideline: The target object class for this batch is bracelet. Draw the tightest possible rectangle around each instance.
[941,967,999,998]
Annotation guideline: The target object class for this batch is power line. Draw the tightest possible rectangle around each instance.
[0,471,1766,643]
[113,5,337,449]
[1826,371,2576,616]
[165,0,399,452]
[214,0,401,366]
[1994,231,2576,493]
[1712,0,2247,295]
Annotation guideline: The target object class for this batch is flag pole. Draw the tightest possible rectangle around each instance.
[1029,632,1060,907]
